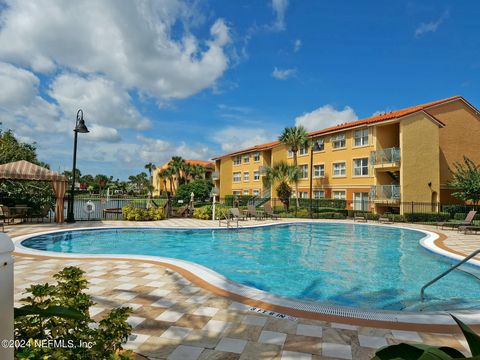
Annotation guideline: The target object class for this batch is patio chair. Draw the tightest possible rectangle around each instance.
[247,205,264,220]
[0,205,13,224]
[437,210,477,230]
[263,203,279,220]
[30,204,52,223]
[229,208,248,221]
[378,213,393,224]
[353,212,367,223]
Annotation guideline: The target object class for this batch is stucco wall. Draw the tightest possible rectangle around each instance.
[427,100,480,191]
[399,113,440,208]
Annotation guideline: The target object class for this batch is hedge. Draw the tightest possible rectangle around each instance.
[224,195,254,206]
[403,212,450,222]
[453,212,480,221]
[298,198,346,209]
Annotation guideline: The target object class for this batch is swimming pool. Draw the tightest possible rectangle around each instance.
[19,223,480,312]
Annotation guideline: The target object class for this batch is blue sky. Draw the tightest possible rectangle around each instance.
[0,0,478,179]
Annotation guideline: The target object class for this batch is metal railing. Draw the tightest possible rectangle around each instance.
[370,185,400,200]
[370,147,400,166]
[420,248,480,301]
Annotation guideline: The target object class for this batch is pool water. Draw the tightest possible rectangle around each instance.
[22,223,480,311]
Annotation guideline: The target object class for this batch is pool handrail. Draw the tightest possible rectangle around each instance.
[420,248,480,301]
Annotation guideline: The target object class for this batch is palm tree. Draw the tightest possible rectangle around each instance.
[263,161,300,210]
[191,165,205,180]
[169,156,185,188]
[181,163,194,184]
[278,126,308,207]
[161,167,176,194]
[144,162,156,197]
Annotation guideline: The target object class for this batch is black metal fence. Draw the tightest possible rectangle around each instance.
[3,192,477,222]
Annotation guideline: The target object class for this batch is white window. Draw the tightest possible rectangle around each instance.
[313,164,325,178]
[353,158,369,176]
[243,189,249,195]
[353,192,369,211]
[314,190,325,199]
[253,171,260,181]
[354,128,369,147]
[299,164,308,179]
[288,149,294,157]
[233,156,241,165]
[333,191,346,200]
[243,154,250,164]
[312,138,324,151]
[332,133,346,149]
[243,171,250,181]
[333,162,346,177]
[253,189,260,196]
[299,145,309,155]
[233,172,241,182]
[232,190,241,195]
[253,152,260,162]
[298,191,308,199]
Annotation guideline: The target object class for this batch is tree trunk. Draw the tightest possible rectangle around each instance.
[293,152,300,208]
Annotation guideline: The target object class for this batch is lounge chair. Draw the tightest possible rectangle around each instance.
[378,213,393,224]
[247,205,264,220]
[263,203,279,220]
[437,210,477,230]
[229,208,248,221]
[0,205,13,224]
[353,212,367,223]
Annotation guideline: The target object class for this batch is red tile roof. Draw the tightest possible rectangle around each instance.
[212,96,464,160]
[185,159,214,168]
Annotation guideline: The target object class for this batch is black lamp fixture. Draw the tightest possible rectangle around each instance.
[309,139,322,218]
[66,110,89,223]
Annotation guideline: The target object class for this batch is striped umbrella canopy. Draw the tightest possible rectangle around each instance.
[0,160,66,181]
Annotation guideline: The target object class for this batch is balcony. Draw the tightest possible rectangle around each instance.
[212,171,220,180]
[370,147,400,170]
[370,185,400,203]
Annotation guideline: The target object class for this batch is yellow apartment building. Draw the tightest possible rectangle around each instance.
[212,96,480,214]
[153,159,214,196]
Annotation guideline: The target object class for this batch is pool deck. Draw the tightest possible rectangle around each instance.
[5,219,480,360]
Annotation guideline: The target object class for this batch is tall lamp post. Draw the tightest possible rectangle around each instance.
[66,110,89,223]
[309,139,321,218]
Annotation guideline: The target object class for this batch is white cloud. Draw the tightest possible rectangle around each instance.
[294,39,302,52]
[272,67,296,80]
[270,0,289,31]
[0,0,231,99]
[49,73,150,130]
[295,105,358,132]
[0,62,39,109]
[213,126,275,152]
[87,125,121,143]
[415,10,449,38]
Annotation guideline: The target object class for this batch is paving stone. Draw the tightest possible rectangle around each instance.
[258,330,287,346]
[168,345,204,360]
[215,337,248,354]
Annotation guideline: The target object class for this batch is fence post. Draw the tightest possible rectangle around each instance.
[411,201,414,213]
[0,232,14,360]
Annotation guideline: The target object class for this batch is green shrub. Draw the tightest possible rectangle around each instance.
[298,198,346,209]
[176,179,213,203]
[404,212,450,222]
[15,267,133,359]
[224,195,253,206]
[193,205,229,220]
[122,206,164,221]
[453,212,480,221]
[315,212,347,219]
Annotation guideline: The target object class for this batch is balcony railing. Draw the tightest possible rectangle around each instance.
[212,171,220,180]
[370,185,400,201]
[370,147,400,166]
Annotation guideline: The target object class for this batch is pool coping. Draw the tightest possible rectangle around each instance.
[12,221,480,333]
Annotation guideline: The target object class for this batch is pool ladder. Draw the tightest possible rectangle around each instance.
[420,248,480,301]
